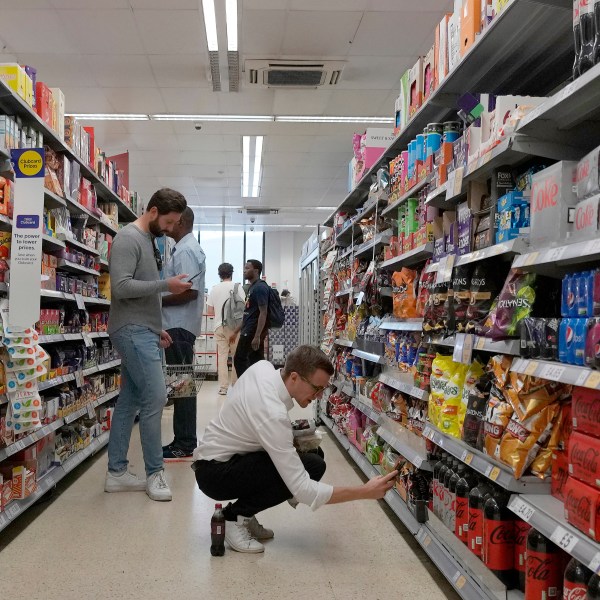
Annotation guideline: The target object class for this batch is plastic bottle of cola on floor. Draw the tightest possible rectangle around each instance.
[210,503,226,557]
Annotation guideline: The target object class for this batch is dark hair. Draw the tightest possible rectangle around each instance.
[281,289,290,297]
[218,262,234,279]
[179,206,194,230]
[282,345,334,379]
[147,188,187,215]
[246,259,263,276]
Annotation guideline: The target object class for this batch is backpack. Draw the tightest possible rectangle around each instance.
[265,283,285,329]
[222,282,245,330]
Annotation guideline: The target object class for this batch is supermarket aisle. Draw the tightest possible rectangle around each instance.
[0,381,457,600]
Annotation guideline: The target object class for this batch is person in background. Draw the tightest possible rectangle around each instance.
[280,289,296,307]
[105,188,191,502]
[192,345,397,553]
[161,207,206,460]
[207,262,246,396]
[230,259,269,378]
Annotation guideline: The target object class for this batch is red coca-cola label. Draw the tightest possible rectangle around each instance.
[468,507,483,557]
[525,549,563,600]
[576,160,590,185]
[572,388,600,437]
[531,177,559,214]
[575,202,595,231]
[514,520,531,574]
[552,451,569,503]
[569,432,600,488]
[483,519,514,570]
[455,496,469,542]
[563,581,587,600]
[211,522,224,535]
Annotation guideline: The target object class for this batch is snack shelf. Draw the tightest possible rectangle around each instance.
[332,377,354,395]
[456,238,530,267]
[83,359,121,377]
[84,297,111,306]
[0,431,110,534]
[321,413,351,451]
[426,334,521,357]
[339,246,354,260]
[423,423,551,493]
[335,287,356,298]
[510,358,600,391]
[380,243,434,270]
[351,395,381,424]
[334,338,355,348]
[512,238,600,276]
[99,258,109,270]
[354,230,392,259]
[56,259,99,277]
[352,349,385,364]
[39,373,76,391]
[508,494,600,575]
[43,189,68,209]
[335,224,354,246]
[42,234,66,252]
[377,415,432,471]
[379,319,424,331]
[0,215,11,232]
[58,234,100,257]
[379,372,429,402]
[63,194,101,224]
[38,332,106,344]
[0,419,65,462]
[63,389,119,424]
[39,289,110,306]
[418,511,521,600]
[382,174,434,217]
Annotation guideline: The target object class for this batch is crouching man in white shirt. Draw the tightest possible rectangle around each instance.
[192,344,397,553]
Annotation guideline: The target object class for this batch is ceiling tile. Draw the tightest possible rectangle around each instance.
[122,132,180,151]
[282,11,361,56]
[288,0,368,9]
[0,9,77,53]
[324,89,391,116]
[241,10,286,55]
[177,134,239,152]
[272,89,332,115]
[370,0,454,11]
[217,88,275,115]
[160,88,220,114]
[266,135,313,153]
[336,56,408,90]
[60,9,145,55]
[149,55,210,88]
[129,0,198,8]
[5,52,95,87]
[0,0,52,8]
[50,0,129,7]
[134,10,204,55]
[57,87,114,113]
[310,134,355,154]
[121,120,175,135]
[85,55,156,88]
[106,87,167,113]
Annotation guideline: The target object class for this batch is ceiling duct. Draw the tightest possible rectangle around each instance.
[245,60,345,89]
[237,208,279,215]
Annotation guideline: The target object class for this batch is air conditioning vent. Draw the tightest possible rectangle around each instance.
[245,60,345,89]
[238,208,279,215]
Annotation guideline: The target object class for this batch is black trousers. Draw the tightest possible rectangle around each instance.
[164,327,197,453]
[233,331,266,378]
[193,448,326,521]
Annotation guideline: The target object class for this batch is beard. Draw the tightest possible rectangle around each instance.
[148,216,163,237]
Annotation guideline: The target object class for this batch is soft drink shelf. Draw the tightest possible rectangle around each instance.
[379,243,434,271]
[351,349,386,364]
[0,431,110,533]
[377,415,433,471]
[419,511,522,600]
[510,358,600,391]
[513,238,600,276]
[378,318,424,332]
[423,424,551,493]
[350,395,381,425]
[508,494,600,575]
[333,338,355,348]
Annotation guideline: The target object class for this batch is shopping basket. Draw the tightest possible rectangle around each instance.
[163,362,210,400]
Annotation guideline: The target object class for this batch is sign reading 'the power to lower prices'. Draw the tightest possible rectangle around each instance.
[9,148,45,330]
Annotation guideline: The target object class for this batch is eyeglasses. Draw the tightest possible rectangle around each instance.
[152,239,163,271]
[299,374,329,396]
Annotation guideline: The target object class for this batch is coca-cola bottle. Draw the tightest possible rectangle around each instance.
[593,0,600,63]
[575,0,583,78]
[455,466,476,544]
[514,519,532,593]
[587,573,600,599]
[442,459,457,529]
[564,558,592,599]
[579,0,595,75]
[483,489,516,588]
[525,529,564,600]
[447,462,461,535]
[436,454,451,520]
[468,478,493,558]
[433,453,446,518]
[210,503,226,556]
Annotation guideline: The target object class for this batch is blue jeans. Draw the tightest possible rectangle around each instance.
[108,324,166,477]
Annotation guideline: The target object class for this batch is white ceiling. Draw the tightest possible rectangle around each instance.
[0,0,453,229]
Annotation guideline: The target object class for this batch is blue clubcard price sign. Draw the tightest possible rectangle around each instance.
[9,148,45,329]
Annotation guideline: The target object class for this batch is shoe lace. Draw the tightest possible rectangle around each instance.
[239,519,257,542]
[154,472,168,489]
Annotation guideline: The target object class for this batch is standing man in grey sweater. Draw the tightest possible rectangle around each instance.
[105,188,192,502]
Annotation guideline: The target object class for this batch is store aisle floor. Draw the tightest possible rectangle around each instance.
[0,381,458,600]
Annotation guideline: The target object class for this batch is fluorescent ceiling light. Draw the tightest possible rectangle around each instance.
[66,113,149,121]
[242,136,250,197]
[225,0,238,52]
[252,136,263,198]
[202,0,219,51]
[151,114,274,122]
[276,116,394,123]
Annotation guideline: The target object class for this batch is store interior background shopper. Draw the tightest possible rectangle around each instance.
[1,1,600,599]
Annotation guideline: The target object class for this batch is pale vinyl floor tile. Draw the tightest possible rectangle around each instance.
[0,380,459,600]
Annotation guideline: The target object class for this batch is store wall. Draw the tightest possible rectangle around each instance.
[263,231,312,300]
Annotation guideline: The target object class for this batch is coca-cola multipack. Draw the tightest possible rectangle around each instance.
[568,431,600,489]
[564,476,600,542]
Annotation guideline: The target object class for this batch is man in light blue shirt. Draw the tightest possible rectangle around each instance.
[162,207,206,459]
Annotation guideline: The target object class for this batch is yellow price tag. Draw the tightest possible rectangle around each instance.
[585,371,600,389]
[464,453,474,465]
[524,361,539,376]
[455,576,467,590]
[489,466,501,481]
[424,535,431,547]
[475,337,486,350]
[524,252,540,266]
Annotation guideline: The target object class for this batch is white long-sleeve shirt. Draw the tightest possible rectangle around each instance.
[194,361,333,510]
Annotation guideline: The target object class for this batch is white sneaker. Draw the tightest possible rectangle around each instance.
[146,470,172,502]
[225,516,265,553]
[247,515,274,540]
[218,387,228,396]
[104,469,146,493]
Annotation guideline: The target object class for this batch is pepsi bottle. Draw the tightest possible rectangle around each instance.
[563,557,592,599]
[483,489,516,588]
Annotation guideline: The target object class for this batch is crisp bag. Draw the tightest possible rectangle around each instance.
[428,354,458,428]
[483,386,514,459]
[392,268,419,318]
[439,363,469,438]
[458,360,485,432]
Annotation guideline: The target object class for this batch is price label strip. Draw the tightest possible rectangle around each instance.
[575,370,590,387]
[510,497,535,522]
[74,293,86,311]
[550,526,578,553]
[588,552,600,574]
[524,361,539,376]
[539,364,565,382]
[87,403,96,419]
[585,371,600,390]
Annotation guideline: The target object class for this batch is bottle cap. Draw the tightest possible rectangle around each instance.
[215,503,222,509]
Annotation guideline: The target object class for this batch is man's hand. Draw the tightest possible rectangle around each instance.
[229,333,237,344]
[159,330,173,349]
[361,471,398,500]
[167,274,192,294]
[251,335,261,351]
